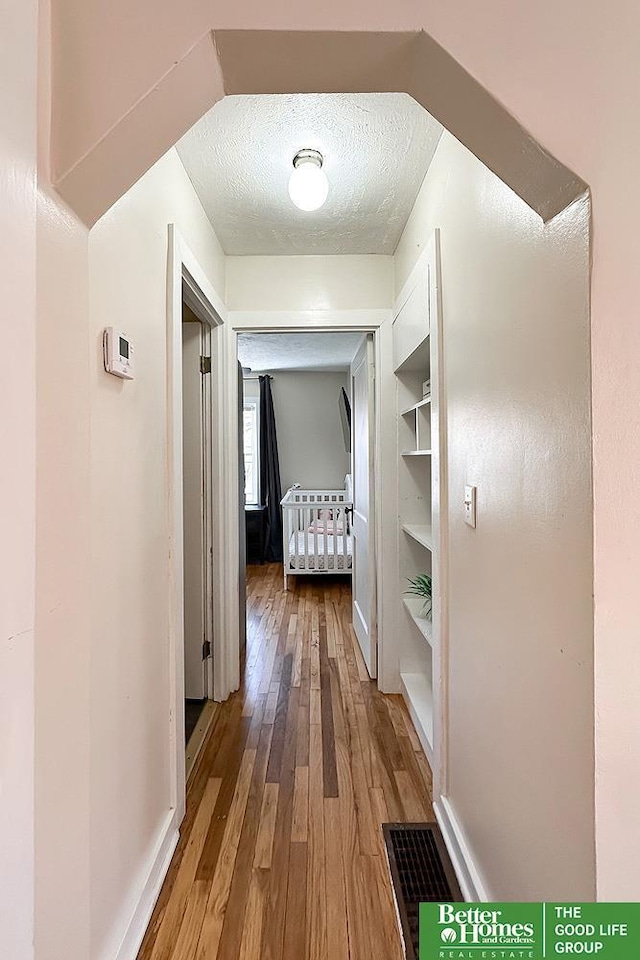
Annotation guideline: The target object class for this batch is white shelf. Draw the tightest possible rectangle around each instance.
[402,596,434,647]
[401,523,433,551]
[401,671,434,761]
[400,396,432,417]
[402,449,432,457]
[394,336,430,375]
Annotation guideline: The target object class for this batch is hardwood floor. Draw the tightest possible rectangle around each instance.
[138,564,434,960]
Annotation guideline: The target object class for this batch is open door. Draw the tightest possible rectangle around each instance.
[182,314,213,700]
[350,335,377,677]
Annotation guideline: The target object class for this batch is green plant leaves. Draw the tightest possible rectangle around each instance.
[406,574,432,598]
[405,574,433,618]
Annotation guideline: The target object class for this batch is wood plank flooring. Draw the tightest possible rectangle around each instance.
[138,564,434,960]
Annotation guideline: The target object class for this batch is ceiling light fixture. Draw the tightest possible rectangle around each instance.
[288,148,329,212]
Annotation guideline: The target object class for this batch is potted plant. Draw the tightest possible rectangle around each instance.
[405,573,432,619]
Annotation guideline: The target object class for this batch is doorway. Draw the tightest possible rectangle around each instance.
[236,329,378,678]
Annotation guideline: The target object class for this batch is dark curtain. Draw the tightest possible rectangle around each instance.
[259,375,283,562]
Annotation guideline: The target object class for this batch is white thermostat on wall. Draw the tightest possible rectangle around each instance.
[103,327,134,379]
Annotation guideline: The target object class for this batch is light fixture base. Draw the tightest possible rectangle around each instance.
[292,148,323,170]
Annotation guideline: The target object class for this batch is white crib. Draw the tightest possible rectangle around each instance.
[280,479,353,590]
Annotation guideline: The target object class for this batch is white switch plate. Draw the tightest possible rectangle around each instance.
[464,484,477,528]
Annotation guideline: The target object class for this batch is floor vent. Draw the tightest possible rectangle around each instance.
[383,822,463,960]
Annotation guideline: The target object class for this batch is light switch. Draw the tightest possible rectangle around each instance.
[464,485,477,528]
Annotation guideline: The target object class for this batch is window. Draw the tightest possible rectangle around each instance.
[243,398,260,504]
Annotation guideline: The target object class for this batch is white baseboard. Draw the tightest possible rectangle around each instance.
[105,810,179,960]
[434,795,491,902]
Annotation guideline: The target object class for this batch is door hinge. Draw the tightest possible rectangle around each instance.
[200,355,212,375]
[202,640,211,660]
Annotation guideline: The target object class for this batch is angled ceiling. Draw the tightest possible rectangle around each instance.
[238,332,364,372]
[177,93,442,256]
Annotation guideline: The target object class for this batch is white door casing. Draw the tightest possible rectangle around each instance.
[350,334,377,677]
[201,322,214,697]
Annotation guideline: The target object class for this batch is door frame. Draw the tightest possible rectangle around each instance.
[181,314,212,701]
[199,320,214,697]
[167,225,236,823]
[228,309,396,691]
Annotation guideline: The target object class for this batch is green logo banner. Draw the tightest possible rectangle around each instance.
[420,903,640,960]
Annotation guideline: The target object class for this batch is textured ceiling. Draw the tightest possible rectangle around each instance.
[238,333,364,372]
[177,94,442,256]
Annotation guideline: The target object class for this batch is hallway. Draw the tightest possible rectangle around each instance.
[138,564,433,960]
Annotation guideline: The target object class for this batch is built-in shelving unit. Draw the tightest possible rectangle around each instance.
[394,336,430,376]
[392,229,444,769]
[402,596,434,647]
[401,523,433,550]
[401,397,432,417]
[400,672,434,762]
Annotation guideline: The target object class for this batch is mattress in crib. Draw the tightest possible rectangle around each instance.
[287,532,353,570]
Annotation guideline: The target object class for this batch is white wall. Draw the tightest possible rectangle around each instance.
[395,133,594,899]
[35,5,92,958]
[0,1,37,957]
[33,136,226,958]
[246,371,350,492]
[36,189,92,960]
[89,150,224,960]
[86,148,225,960]
[226,254,393,312]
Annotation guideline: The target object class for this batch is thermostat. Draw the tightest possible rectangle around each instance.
[103,327,134,379]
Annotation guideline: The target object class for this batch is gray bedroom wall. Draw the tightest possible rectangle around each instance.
[252,370,351,492]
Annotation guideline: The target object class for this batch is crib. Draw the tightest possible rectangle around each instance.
[280,479,353,590]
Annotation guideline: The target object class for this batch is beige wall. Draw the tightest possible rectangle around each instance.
[87,147,225,959]
[226,254,393,312]
[0,0,37,957]
[246,371,351,492]
[396,133,594,898]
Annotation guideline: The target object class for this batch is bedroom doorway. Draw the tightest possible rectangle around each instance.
[236,329,378,679]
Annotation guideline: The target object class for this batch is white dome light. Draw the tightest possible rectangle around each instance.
[288,148,329,212]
